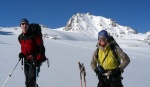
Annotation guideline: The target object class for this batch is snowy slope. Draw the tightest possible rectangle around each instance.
[0,27,150,87]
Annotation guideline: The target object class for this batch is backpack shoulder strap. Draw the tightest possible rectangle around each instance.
[110,44,120,64]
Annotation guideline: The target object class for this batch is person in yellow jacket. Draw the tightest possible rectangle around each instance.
[91,30,130,87]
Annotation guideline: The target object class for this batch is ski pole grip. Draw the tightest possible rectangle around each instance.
[21,58,23,65]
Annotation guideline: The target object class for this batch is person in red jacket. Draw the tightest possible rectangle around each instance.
[18,18,46,87]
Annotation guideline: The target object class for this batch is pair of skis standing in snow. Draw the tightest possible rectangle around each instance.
[78,62,86,87]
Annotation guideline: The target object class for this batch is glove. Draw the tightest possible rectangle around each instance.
[94,68,100,75]
[19,53,24,59]
[111,67,122,76]
[94,65,105,75]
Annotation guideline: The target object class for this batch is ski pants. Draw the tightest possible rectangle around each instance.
[24,61,40,87]
[97,75,123,87]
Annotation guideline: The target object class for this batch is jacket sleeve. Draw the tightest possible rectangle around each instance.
[18,34,23,53]
[116,46,130,70]
[18,35,21,44]
[91,49,98,71]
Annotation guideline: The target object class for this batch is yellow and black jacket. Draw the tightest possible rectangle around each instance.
[91,42,130,71]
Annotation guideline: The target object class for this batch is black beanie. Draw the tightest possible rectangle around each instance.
[98,30,109,40]
[20,18,29,26]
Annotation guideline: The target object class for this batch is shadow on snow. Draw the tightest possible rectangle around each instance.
[0,31,14,35]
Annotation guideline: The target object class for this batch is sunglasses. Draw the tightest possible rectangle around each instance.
[21,23,28,25]
[98,36,107,42]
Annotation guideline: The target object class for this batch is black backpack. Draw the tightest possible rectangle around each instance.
[29,23,42,37]
[29,23,50,67]
[28,23,48,62]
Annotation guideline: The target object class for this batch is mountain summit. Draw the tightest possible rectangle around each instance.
[63,13,137,37]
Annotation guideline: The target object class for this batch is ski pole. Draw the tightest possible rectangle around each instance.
[35,67,38,87]
[2,59,21,87]
[21,58,24,70]
[46,58,50,67]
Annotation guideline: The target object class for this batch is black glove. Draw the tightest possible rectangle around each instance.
[111,67,122,76]
[94,65,105,75]
[34,61,41,67]
[19,53,24,59]
[94,68,100,75]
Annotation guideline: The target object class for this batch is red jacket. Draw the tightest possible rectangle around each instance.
[18,31,45,61]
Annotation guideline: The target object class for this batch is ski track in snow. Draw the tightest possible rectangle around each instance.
[52,40,95,50]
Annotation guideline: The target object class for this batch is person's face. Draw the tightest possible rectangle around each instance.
[20,22,29,34]
[98,36,108,46]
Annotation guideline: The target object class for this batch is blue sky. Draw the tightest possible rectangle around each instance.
[0,0,150,33]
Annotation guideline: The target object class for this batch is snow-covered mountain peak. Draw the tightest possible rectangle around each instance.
[63,13,137,37]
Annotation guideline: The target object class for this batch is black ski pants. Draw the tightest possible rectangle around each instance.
[97,75,123,87]
[24,61,40,87]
